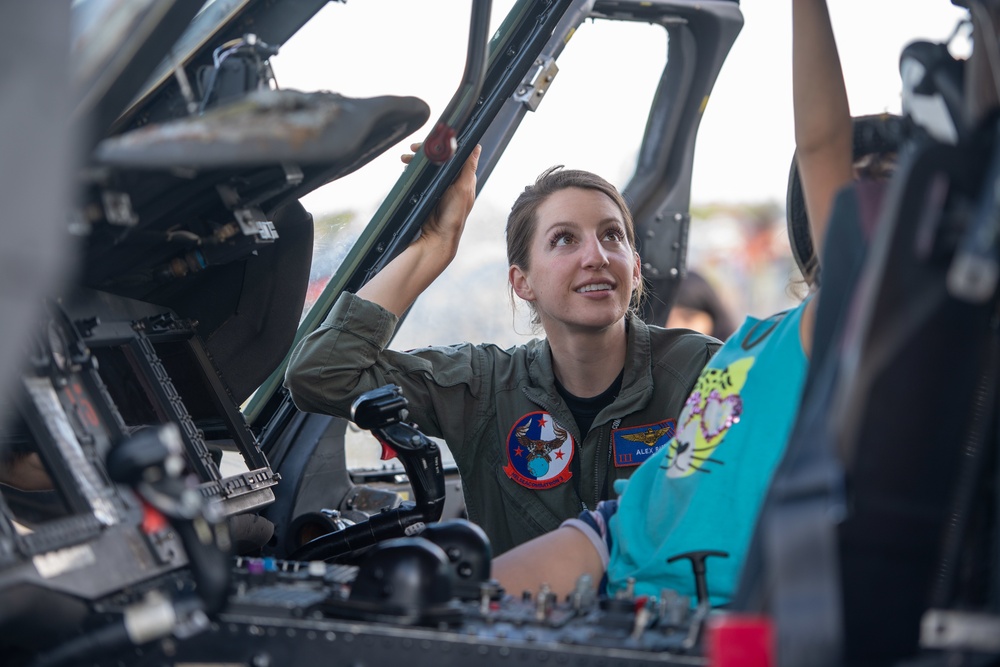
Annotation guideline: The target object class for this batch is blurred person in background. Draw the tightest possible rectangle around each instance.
[665,269,737,341]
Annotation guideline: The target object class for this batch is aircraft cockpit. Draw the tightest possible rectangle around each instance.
[2,1,999,666]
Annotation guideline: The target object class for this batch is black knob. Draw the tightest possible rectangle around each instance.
[349,537,454,613]
[419,520,492,600]
[106,425,178,485]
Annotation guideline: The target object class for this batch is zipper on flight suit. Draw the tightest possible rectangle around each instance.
[595,417,622,507]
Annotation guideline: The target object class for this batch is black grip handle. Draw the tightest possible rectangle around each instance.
[666,549,729,606]
[375,422,446,523]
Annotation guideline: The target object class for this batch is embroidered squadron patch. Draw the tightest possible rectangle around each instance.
[612,420,676,467]
[503,412,574,490]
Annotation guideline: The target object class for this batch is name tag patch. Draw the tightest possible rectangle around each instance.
[612,419,676,467]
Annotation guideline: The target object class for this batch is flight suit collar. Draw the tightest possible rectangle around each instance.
[522,313,654,432]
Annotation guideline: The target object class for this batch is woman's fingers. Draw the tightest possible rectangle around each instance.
[400,141,479,171]
[400,142,423,164]
[434,144,481,226]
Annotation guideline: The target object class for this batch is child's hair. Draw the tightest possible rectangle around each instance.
[786,113,906,287]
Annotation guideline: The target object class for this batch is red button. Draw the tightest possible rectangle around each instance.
[705,613,774,667]
[140,500,169,534]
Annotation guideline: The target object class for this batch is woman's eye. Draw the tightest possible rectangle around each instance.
[551,232,573,246]
[603,229,625,242]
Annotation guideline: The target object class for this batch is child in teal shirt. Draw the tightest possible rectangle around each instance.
[604,300,809,604]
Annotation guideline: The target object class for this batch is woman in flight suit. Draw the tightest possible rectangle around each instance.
[284,148,718,555]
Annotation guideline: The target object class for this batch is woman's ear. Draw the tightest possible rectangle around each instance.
[509,265,534,302]
[633,251,642,285]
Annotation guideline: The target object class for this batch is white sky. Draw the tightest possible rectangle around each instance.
[272,1,969,219]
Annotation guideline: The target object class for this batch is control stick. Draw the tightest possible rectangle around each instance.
[352,384,447,518]
[291,385,447,561]
[666,549,729,607]
[666,550,729,652]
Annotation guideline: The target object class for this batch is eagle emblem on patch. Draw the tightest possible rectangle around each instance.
[503,412,574,490]
[612,419,676,467]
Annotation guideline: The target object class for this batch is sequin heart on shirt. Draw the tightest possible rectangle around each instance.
[700,389,744,441]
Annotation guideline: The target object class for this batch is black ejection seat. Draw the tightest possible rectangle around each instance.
[737,116,1000,666]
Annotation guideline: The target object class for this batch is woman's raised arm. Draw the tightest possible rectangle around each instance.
[357,144,481,317]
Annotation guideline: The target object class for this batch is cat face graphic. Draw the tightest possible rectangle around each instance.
[665,357,754,478]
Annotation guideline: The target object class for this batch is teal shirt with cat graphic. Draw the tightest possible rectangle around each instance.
[605,300,809,606]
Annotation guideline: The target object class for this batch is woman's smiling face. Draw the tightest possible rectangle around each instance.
[509,187,641,336]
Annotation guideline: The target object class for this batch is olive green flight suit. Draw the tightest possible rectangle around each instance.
[286,292,718,554]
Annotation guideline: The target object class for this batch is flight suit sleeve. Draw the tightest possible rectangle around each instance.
[284,292,483,443]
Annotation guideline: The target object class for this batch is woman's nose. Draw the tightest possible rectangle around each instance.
[581,235,610,269]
